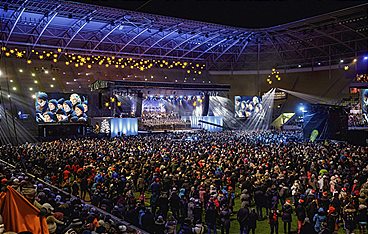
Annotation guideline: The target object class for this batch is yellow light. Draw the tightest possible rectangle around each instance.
[29,87,33,91]
[72,57,76,60]
[344,65,349,71]
[105,64,109,67]
[272,68,276,71]
[10,80,13,83]
[1,47,6,51]
[79,62,83,66]
[31,73,35,77]
[111,97,115,103]
[16,52,23,58]
[65,61,70,65]
[198,71,202,75]
[50,84,54,88]
[46,53,50,57]
[53,54,58,58]
[105,102,109,107]
[140,67,144,71]
[10,49,14,54]
[87,64,92,69]
[115,65,119,68]
[121,65,125,68]
[75,63,79,67]
[57,48,62,53]
[39,55,44,59]
[12,87,17,91]
[130,66,134,69]
[353,59,357,63]
[27,60,32,64]
[52,77,56,81]
[5,52,10,57]
[117,102,121,107]
[87,57,91,61]
[53,59,58,63]
[19,69,23,73]
[34,80,38,84]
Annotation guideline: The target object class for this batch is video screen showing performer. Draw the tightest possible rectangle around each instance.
[235,96,263,118]
[35,92,89,123]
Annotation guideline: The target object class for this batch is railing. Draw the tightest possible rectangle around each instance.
[0,159,149,234]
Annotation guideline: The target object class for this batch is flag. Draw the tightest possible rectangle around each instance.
[0,186,49,234]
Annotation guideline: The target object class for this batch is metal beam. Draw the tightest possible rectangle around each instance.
[141,29,178,55]
[214,33,252,62]
[194,38,228,59]
[164,32,202,56]
[32,11,58,48]
[91,24,122,52]
[312,27,355,52]
[236,40,251,62]
[58,10,96,49]
[179,31,226,59]
[6,7,26,45]
[115,28,149,55]
[286,31,329,56]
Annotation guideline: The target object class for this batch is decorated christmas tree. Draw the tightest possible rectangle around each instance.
[100,119,110,134]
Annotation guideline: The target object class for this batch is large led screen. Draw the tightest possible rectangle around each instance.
[35,92,89,123]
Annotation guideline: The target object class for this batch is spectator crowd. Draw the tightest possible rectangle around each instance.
[0,130,367,234]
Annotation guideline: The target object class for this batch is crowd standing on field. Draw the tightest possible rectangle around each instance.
[0,130,367,234]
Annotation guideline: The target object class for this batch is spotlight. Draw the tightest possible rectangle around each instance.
[364,56,368,60]
[34,80,38,84]
[298,64,302,68]
[10,80,13,83]
[317,62,321,65]
[12,87,17,91]
[50,84,54,88]
[52,77,56,81]
[19,69,23,73]
[299,106,305,112]
[353,59,357,63]
[31,73,35,77]
[340,59,344,63]
[29,87,33,91]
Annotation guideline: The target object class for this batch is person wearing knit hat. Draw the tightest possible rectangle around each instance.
[43,112,57,123]
[56,109,68,123]
[63,100,76,121]
[57,98,65,109]
[74,104,87,122]
[48,99,58,113]
[282,200,293,234]
[36,92,48,114]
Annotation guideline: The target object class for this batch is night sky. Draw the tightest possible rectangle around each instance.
[70,0,366,28]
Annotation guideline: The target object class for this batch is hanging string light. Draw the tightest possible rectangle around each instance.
[0,46,205,74]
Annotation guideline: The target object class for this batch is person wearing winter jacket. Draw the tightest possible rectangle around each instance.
[219,205,231,234]
[248,208,258,234]
[357,204,367,234]
[281,200,293,234]
[313,207,327,233]
[295,199,306,234]
[268,208,279,234]
[343,204,357,234]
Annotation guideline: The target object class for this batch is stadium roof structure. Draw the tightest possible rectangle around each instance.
[0,0,367,71]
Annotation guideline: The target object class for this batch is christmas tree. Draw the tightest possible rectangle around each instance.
[100,119,110,134]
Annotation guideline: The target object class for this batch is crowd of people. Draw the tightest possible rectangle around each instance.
[354,74,368,83]
[0,130,367,234]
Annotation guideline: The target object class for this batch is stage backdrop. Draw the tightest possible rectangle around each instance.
[110,118,138,137]
[181,116,223,132]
